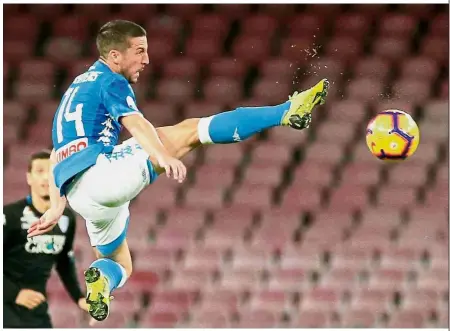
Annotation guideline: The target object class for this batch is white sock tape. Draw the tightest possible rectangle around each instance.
[197,116,214,145]
[117,263,128,288]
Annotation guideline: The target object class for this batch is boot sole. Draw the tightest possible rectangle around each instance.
[85,267,109,322]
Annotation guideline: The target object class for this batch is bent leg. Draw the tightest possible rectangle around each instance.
[88,210,132,292]
[93,239,132,281]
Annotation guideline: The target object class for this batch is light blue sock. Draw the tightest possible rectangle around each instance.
[90,258,126,293]
[197,101,291,144]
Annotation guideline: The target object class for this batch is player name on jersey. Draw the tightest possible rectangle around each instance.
[73,71,101,84]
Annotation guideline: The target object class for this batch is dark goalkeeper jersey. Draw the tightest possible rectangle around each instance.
[3,196,84,327]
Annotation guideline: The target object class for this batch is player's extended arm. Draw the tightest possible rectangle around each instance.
[27,149,66,237]
[121,114,187,182]
[48,149,67,212]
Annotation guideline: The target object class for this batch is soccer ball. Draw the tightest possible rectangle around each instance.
[366,109,420,161]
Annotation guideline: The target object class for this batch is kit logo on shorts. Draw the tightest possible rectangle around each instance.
[142,168,147,183]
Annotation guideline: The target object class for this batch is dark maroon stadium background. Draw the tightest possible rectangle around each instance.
[3,3,448,328]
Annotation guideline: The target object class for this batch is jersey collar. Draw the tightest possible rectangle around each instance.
[96,59,114,73]
[25,195,43,217]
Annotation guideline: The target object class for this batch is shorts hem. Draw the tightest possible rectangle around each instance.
[146,159,159,184]
[96,217,130,256]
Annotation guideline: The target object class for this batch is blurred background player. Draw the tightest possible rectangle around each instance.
[3,3,448,328]
[26,19,328,322]
[3,150,89,328]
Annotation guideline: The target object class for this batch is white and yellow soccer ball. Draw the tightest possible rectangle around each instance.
[366,109,420,161]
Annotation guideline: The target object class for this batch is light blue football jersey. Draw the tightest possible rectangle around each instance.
[52,60,142,196]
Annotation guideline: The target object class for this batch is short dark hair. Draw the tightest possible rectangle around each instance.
[96,20,147,58]
[28,150,51,172]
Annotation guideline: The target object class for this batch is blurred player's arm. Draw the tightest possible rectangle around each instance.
[55,211,85,308]
[48,149,67,213]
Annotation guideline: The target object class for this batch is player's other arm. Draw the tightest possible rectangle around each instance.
[48,149,66,213]
[27,150,66,237]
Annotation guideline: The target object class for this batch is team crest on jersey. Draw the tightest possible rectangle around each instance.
[98,115,114,145]
[126,96,138,111]
[20,206,39,230]
[58,215,70,233]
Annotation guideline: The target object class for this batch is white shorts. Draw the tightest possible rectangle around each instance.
[66,138,158,252]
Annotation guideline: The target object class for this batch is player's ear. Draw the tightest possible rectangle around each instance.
[109,50,121,65]
[26,171,32,186]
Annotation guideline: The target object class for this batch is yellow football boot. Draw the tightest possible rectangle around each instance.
[282,78,329,130]
[84,266,111,321]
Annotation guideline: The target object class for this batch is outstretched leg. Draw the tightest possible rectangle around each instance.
[153,79,329,169]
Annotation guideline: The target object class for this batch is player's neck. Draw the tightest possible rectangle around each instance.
[31,192,51,214]
[99,58,119,74]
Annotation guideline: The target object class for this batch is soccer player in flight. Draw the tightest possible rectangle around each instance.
[28,20,329,322]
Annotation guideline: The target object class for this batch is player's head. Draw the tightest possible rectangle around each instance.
[27,150,51,201]
[97,20,149,84]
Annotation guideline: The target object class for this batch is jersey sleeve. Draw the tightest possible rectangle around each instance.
[101,75,143,123]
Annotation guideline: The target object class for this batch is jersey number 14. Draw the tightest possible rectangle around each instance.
[56,87,85,143]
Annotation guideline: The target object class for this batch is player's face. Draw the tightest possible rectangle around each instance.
[27,158,50,200]
[120,36,149,84]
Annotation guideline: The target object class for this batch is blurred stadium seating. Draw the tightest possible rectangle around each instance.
[3,3,448,328]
